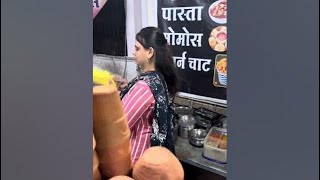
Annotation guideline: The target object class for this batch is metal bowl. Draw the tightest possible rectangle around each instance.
[188,129,207,147]
[174,106,194,117]
[178,115,196,139]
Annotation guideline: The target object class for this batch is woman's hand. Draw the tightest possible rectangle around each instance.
[118,79,128,91]
[113,75,128,91]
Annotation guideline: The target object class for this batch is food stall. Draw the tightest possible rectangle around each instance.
[93,0,228,179]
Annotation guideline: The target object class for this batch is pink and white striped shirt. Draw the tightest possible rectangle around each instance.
[121,80,155,164]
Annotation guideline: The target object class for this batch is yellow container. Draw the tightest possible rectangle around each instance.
[93,67,116,87]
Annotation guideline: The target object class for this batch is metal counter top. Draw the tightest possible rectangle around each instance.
[174,137,227,177]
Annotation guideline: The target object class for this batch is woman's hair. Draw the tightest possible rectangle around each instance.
[136,27,180,96]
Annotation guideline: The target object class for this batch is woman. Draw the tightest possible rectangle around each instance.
[119,27,179,164]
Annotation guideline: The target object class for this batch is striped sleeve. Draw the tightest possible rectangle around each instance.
[122,80,155,129]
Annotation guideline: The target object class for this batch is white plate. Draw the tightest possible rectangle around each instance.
[208,0,227,24]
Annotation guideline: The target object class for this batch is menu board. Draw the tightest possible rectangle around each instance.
[158,0,227,100]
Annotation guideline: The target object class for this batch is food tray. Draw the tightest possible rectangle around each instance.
[203,127,227,163]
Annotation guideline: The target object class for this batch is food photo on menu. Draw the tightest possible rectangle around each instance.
[208,0,227,24]
[208,26,227,52]
[213,54,227,87]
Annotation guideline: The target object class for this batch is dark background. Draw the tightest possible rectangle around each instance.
[93,0,127,56]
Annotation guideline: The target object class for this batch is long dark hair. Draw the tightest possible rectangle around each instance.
[136,27,179,96]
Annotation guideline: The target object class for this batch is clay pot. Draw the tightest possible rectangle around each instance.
[93,85,132,178]
[133,147,184,180]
